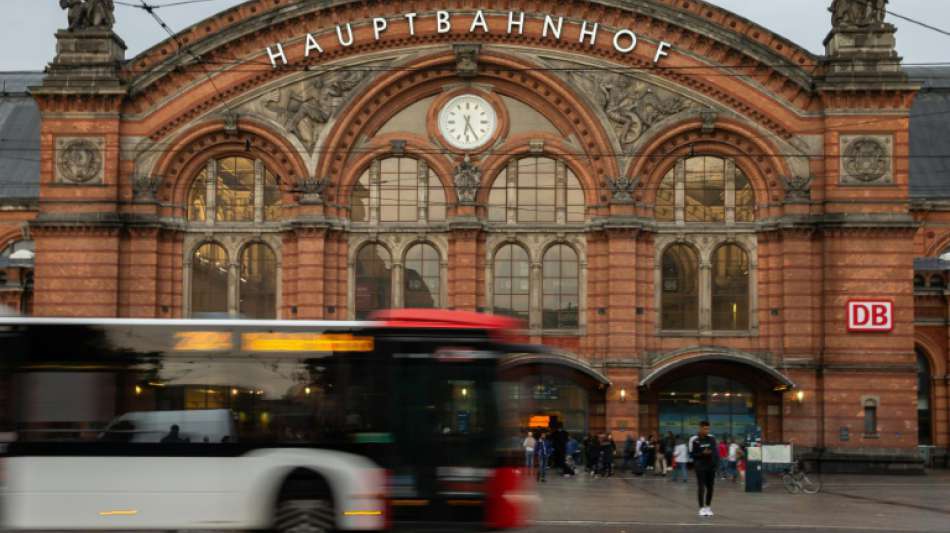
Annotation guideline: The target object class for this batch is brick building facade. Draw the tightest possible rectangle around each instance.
[1,0,949,470]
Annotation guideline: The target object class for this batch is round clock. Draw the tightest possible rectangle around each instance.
[437,94,498,151]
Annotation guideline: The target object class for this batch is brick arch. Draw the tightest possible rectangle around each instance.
[318,51,618,189]
[125,0,818,143]
[635,119,789,208]
[0,229,25,252]
[915,338,946,379]
[925,232,950,257]
[640,347,796,389]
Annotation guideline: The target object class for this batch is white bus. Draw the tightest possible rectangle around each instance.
[0,310,536,532]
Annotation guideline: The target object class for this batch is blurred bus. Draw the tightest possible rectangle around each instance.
[0,310,536,532]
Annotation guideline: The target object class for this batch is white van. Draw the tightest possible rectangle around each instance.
[99,409,237,444]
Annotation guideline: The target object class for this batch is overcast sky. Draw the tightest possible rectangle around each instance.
[1,0,946,71]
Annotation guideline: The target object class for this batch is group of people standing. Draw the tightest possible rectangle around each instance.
[522,421,746,518]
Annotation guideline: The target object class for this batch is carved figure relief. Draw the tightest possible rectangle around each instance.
[254,69,371,152]
[60,0,115,31]
[781,175,813,201]
[604,175,641,204]
[133,175,162,201]
[296,176,331,205]
[840,135,893,185]
[56,137,104,184]
[831,0,888,29]
[454,155,482,204]
[553,62,696,150]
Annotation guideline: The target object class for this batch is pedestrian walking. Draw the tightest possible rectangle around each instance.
[671,437,689,482]
[718,439,729,479]
[636,435,647,472]
[663,431,676,476]
[690,421,719,517]
[522,431,536,474]
[727,439,742,481]
[586,433,600,475]
[536,431,552,482]
[654,435,668,475]
[622,434,635,472]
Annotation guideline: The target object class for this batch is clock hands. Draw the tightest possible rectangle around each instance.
[463,114,478,142]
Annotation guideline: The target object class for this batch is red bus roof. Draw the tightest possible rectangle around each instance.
[371,309,523,331]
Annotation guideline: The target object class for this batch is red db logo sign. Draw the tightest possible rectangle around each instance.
[847,300,894,332]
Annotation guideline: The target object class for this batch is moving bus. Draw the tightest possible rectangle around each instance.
[0,310,536,532]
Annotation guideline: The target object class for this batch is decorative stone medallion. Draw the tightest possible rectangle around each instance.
[55,137,105,184]
[839,135,893,185]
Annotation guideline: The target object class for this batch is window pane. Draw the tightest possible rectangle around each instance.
[543,245,579,329]
[683,156,726,223]
[566,170,585,222]
[405,244,441,308]
[428,170,447,221]
[517,157,557,223]
[192,243,228,316]
[656,169,675,222]
[661,244,699,330]
[711,244,750,331]
[380,158,420,222]
[735,170,755,222]
[494,245,530,322]
[262,169,281,221]
[488,170,507,222]
[355,244,392,319]
[352,170,371,222]
[188,169,208,222]
[216,157,255,222]
[239,243,277,319]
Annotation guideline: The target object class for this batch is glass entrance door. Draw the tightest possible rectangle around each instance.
[658,375,756,441]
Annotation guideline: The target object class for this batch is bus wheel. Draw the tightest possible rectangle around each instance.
[275,498,334,533]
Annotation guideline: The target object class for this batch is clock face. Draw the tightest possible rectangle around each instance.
[437,94,497,150]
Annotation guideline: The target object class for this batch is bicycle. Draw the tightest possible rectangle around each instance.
[782,460,822,494]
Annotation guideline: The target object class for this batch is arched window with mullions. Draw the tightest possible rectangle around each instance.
[239,243,277,319]
[493,245,530,322]
[655,156,754,223]
[191,243,229,316]
[187,156,281,223]
[350,157,447,223]
[488,157,585,223]
[405,243,442,309]
[355,244,392,320]
[661,244,699,330]
[711,244,750,331]
[543,245,580,330]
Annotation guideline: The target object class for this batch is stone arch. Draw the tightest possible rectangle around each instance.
[154,119,307,212]
[925,231,950,258]
[124,1,818,147]
[640,348,795,389]
[490,239,534,265]
[319,51,619,191]
[636,118,790,208]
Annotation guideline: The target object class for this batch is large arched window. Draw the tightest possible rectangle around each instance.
[656,156,754,223]
[350,157,447,223]
[187,157,280,223]
[917,348,933,445]
[711,244,750,331]
[405,243,441,308]
[543,245,580,329]
[192,243,229,316]
[355,244,392,319]
[661,244,699,330]
[488,157,584,223]
[239,243,277,319]
[493,245,530,322]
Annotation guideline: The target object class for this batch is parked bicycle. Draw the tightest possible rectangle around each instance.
[782,459,821,494]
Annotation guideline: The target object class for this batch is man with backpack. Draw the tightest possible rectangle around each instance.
[535,432,552,483]
[690,421,719,517]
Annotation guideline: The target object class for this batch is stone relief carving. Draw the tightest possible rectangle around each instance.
[781,175,813,202]
[132,175,162,201]
[56,137,104,184]
[840,135,893,185]
[454,155,482,204]
[454,44,480,78]
[60,0,115,32]
[250,68,372,152]
[831,0,888,29]
[604,175,641,204]
[296,176,331,205]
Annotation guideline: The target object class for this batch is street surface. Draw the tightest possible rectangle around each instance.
[521,469,950,532]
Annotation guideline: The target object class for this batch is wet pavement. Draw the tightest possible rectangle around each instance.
[521,469,950,532]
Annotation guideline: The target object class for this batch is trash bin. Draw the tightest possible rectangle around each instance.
[745,446,763,493]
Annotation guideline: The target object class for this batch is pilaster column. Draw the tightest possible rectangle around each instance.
[699,260,712,332]
[530,261,543,331]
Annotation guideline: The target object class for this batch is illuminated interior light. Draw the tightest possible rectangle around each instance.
[134,385,142,396]
[231,388,239,396]
[242,332,374,352]
[343,510,383,516]
[305,386,312,396]
[99,510,138,517]
[461,388,468,397]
